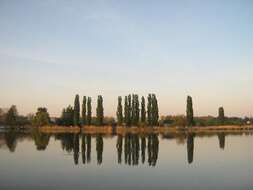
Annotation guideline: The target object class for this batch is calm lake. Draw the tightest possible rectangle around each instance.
[0,130,252,190]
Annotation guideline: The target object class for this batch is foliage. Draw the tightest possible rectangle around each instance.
[159,115,187,127]
[116,96,123,125]
[87,97,92,125]
[141,96,146,124]
[96,95,104,126]
[82,96,87,125]
[147,94,159,126]
[186,96,194,126]
[124,96,131,126]
[5,105,18,126]
[73,94,80,126]
[32,107,50,126]
[57,105,74,126]
[103,117,116,126]
[218,107,225,124]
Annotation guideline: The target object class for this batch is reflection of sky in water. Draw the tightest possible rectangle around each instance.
[0,132,252,190]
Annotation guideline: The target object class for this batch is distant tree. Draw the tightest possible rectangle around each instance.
[218,107,225,125]
[73,94,80,126]
[124,96,129,125]
[132,94,140,125]
[87,97,92,125]
[82,96,87,125]
[116,96,123,125]
[151,94,159,126]
[32,107,50,126]
[186,96,194,126]
[5,105,18,126]
[128,94,132,126]
[103,117,116,126]
[131,94,136,125]
[96,95,104,126]
[58,105,74,126]
[141,96,146,124]
[147,94,152,126]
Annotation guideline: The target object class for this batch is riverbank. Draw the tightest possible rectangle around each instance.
[38,125,253,134]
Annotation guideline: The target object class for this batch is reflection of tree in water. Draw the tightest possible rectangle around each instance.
[96,135,103,165]
[147,134,159,166]
[141,136,146,164]
[55,134,75,153]
[81,134,86,164]
[123,134,158,166]
[32,129,50,151]
[4,130,18,152]
[187,133,195,164]
[73,134,79,165]
[116,135,123,164]
[87,135,91,163]
[218,133,225,150]
[124,134,140,166]
[81,134,92,164]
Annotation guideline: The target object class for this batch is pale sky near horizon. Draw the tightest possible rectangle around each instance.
[0,0,253,117]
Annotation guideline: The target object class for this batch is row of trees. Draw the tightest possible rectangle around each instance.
[1,94,250,127]
[58,95,103,126]
[117,94,159,126]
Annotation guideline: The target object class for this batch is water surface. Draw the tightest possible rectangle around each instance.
[0,131,252,190]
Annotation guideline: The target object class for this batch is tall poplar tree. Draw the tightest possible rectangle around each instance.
[82,96,87,125]
[218,107,225,125]
[124,96,128,125]
[132,94,140,125]
[147,94,152,126]
[73,94,80,126]
[141,96,146,124]
[87,97,92,125]
[131,94,136,125]
[116,96,123,125]
[186,96,194,126]
[96,95,104,126]
[151,94,159,126]
[127,94,132,126]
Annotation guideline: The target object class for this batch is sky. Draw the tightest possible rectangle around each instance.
[0,0,253,117]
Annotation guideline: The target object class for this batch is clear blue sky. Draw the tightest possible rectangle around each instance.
[0,0,252,117]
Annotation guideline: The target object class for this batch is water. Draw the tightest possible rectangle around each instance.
[0,130,252,190]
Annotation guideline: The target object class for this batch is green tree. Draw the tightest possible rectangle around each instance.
[96,95,104,126]
[186,96,194,126]
[82,96,87,125]
[132,94,140,126]
[128,94,132,125]
[124,96,129,125]
[131,94,136,125]
[151,94,159,126]
[5,105,18,126]
[73,94,80,126]
[116,96,123,125]
[147,94,152,126]
[32,107,50,126]
[87,97,92,125]
[58,105,74,126]
[218,107,225,125]
[141,96,146,124]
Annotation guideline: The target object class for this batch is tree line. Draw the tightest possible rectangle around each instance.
[0,94,252,127]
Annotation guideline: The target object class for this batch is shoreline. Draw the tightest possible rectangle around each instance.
[38,125,253,134]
